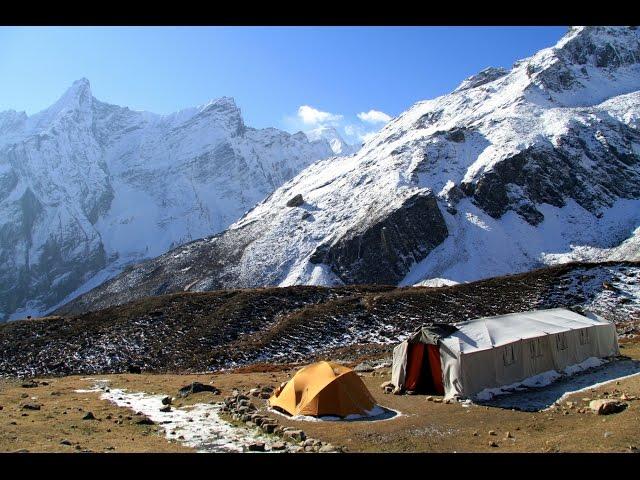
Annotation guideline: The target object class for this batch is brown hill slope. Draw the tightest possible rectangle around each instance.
[1,262,638,377]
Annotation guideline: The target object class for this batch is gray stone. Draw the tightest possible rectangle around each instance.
[248,442,265,452]
[285,430,306,441]
[261,423,277,434]
[178,382,220,398]
[136,416,155,425]
[589,399,628,415]
[286,194,304,207]
[319,444,340,453]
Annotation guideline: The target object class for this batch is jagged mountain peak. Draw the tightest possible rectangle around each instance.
[0,81,334,321]
[305,125,358,155]
[199,95,239,112]
[25,77,95,132]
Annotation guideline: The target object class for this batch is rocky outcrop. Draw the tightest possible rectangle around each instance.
[309,191,448,284]
[460,118,640,226]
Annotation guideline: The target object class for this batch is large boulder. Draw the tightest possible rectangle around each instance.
[589,399,628,415]
[309,190,448,285]
[178,382,221,398]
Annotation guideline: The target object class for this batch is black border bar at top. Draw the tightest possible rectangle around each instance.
[1,1,636,27]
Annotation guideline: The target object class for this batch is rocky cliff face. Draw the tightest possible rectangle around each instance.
[0,80,333,321]
[59,26,640,315]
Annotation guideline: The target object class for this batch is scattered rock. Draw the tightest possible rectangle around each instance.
[489,441,499,448]
[136,416,155,425]
[472,431,479,436]
[159,405,172,413]
[60,439,72,446]
[271,442,287,451]
[21,403,41,410]
[161,396,172,405]
[286,194,304,207]
[82,412,96,420]
[380,381,393,390]
[354,362,375,373]
[589,399,628,415]
[21,380,39,388]
[319,444,340,453]
[127,365,142,374]
[488,430,497,436]
[178,382,221,398]
[285,429,306,441]
[261,423,277,434]
[248,442,265,452]
[505,431,513,439]
[604,431,613,438]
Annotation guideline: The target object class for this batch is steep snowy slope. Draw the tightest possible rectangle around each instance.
[0,80,333,321]
[60,26,640,315]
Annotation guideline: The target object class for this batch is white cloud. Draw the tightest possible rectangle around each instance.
[297,105,343,126]
[357,109,392,124]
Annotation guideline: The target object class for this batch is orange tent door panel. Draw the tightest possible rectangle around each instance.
[404,342,425,391]
[427,344,445,395]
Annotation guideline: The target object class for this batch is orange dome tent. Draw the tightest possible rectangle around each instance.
[268,361,376,417]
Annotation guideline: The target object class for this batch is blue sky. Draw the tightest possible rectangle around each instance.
[0,26,567,143]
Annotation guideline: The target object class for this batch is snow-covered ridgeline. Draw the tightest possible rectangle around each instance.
[56,26,640,315]
[0,80,334,320]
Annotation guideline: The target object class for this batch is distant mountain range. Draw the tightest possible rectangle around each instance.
[0,80,338,320]
[59,26,640,316]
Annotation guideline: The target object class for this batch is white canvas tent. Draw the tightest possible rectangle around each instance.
[391,308,620,400]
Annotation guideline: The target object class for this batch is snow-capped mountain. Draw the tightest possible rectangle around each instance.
[304,126,359,155]
[0,79,334,321]
[58,26,640,315]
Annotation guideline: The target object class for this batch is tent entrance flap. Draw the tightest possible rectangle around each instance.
[404,343,445,395]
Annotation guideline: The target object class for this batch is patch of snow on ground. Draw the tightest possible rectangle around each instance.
[474,357,640,411]
[82,381,281,453]
[474,357,605,402]
[267,405,400,423]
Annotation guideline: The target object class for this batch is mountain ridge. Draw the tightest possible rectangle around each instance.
[57,26,640,316]
[0,80,335,321]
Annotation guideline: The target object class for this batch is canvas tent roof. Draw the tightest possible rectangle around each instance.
[441,308,612,354]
